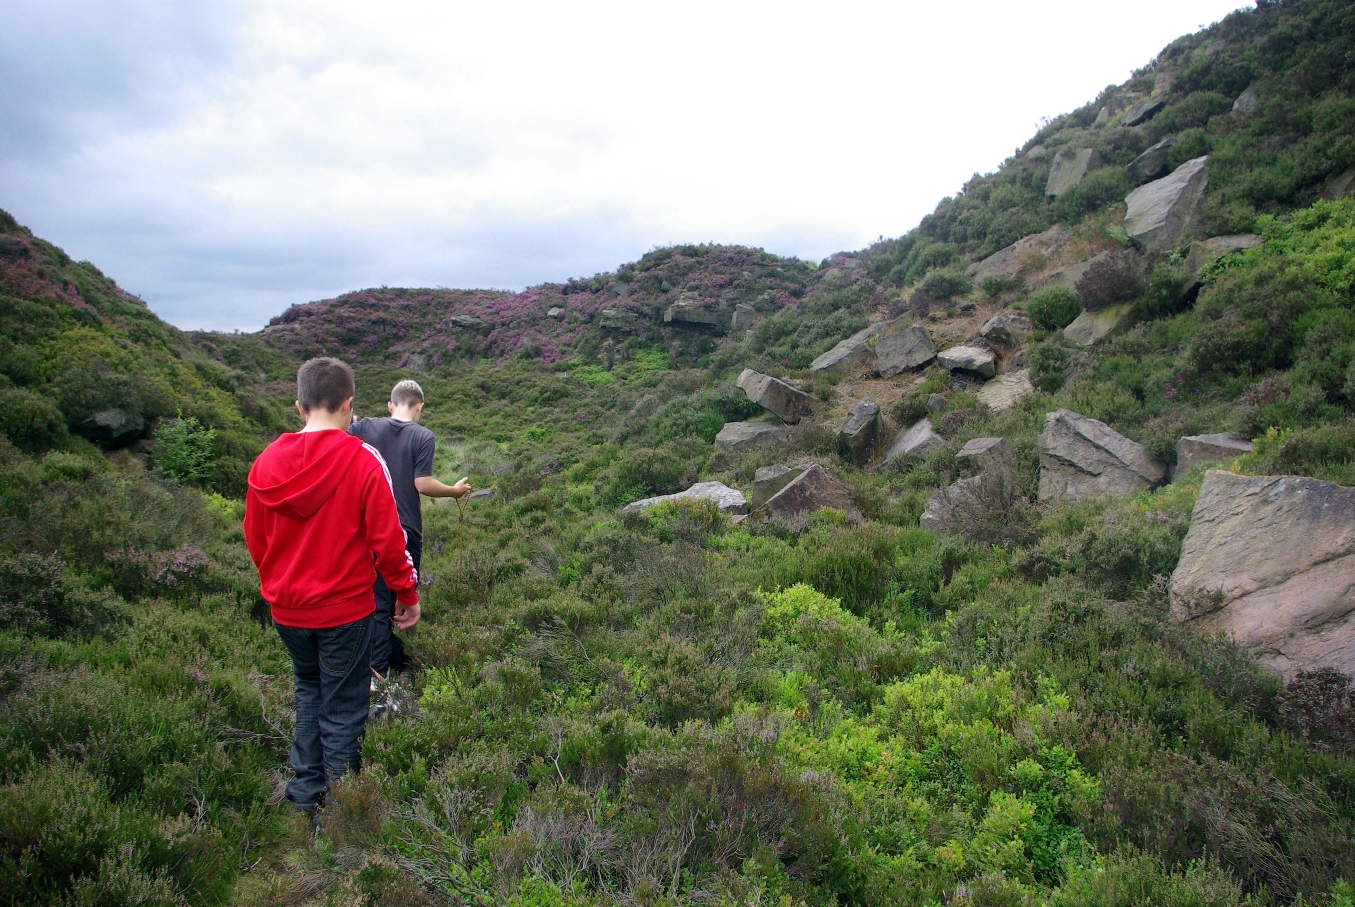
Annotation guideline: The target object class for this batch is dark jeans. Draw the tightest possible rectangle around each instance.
[372,532,421,675]
[274,615,373,809]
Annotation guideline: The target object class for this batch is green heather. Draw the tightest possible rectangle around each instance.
[2,1,1355,905]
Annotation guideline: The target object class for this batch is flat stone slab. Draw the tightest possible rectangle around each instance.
[1064,303,1134,346]
[622,481,748,515]
[736,368,812,424]
[877,325,936,376]
[884,417,944,466]
[809,323,883,376]
[1170,470,1355,678]
[665,302,724,329]
[938,344,997,379]
[757,464,857,521]
[1173,432,1252,478]
[715,421,789,452]
[975,370,1034,412]
[1124,156,1209,251]
[1038,409,1166,502]
[1120,96,1165,127]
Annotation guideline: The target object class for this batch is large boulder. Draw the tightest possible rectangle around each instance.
[1173,432,1252,478]
[1231,84,1258,116]
[837,397,881,466]
[1184,234,1263,281]
[809,323,883,376]
[1120,96,1165,127]
[546,307,565,320]
[1045,148,1101,198]
[665,301,724,330]
[751,463,811,510]
[1038,409,1166,502]
[1063,303,1135,346]
[622,481,748,515]
[1036,257,1096,293]
[599,309,638,330]
[979,316,1014,347]
[731,303,756,331]
[83,407,145,442]
[1170,470,1355,678]
[876,325,935,376]
[736,369,813,424]
[1127,136,1177,185]
[967,226,1071,284]
[955,436,1011,469]
[975,370,1034,412]
[1124,156,1209,251]
[758,464,857,521]
[937,344,997,379]
[884,417,944,466]
[715,421,789,452]
[449,314,487,329]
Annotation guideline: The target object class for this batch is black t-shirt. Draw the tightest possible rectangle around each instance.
[349,417,436,539]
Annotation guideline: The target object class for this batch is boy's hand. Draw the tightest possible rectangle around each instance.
[393,600,421,630]
[450,477,472,497]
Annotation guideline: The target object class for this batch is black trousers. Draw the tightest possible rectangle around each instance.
[371,531,421,675]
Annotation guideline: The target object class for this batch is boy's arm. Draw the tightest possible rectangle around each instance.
[243,486,266,569]
[411,431,472,498]
[361,457,420,606]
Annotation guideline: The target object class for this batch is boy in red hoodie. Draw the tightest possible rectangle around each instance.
[244,357,419,814]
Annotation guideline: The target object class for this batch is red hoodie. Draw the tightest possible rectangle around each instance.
[245,429,418,628]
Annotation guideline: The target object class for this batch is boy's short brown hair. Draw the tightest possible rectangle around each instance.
[297,357,355,413]
[390,379,424,408]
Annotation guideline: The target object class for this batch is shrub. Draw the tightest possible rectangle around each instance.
[1029,343,1070,393]
[1189,258,1327,377]
[0,387,68,453]
[151,413,217,484]
[926,458,1039,546]
[919,270,972,301]
[1134,262,1190,320]
[1026,287,1082,331]
[981,274,1024,300]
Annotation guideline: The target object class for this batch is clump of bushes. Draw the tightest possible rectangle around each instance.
[919,270,972,301]
[1026,287,1083,331]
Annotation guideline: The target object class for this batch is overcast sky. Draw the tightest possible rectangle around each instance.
[1,0,1251,332]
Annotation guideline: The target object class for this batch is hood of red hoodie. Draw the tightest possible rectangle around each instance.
[249,430,365,520]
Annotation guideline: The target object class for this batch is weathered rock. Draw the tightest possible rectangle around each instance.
[980,316,1014,346]
[731,303,756,331]
[622,481,748,515]
[968,226,1070,284]
[1094,105,1111,125]
[956,437,1012,468]
[736,369,812,424]
[1063,303,1134,346]
[1173,433,1252,479]
[714,421,789,452]
[926,394,948,414]
[809,323,883,376]
[1045,148,1101,198]
[599,309,638,330]
[1232,84,1258,116]
[1038,409,1167,502]
[937,344,997,379]
[877,325,935,376]
[1120,96,1165,127]
[468,488,497,501]
[758,464,857,521]
[837,397,881,466]
[884,418,944,466]
[1127,136,1177,184]
[1170,470,1355,678]
[664,301,723,330]
[751,463,811,510]
[1320,167,1355,201]
[1184,234,1263,283]
[1124,156,1209,251]
[1036,257,1095,293]
[975,370,1034,412]
[450,314,487,329]
[546,307,565,320]
[84,407,144,441]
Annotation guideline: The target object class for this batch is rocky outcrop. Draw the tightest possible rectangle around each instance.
[809,323,883,376]
[975,370,1035,412]
[1173,433,1252,478]
[837,397,881,466]
[1170,470,1355,678]
[979,316,1014,347]
[1124,156,1209,251]
[736,369,812,424]
[84,407,145,442]
[967,226,1070,284]
[937,344,997,379]
[715,421,789,451]
[751,463,811,510]
[450,314,488,329]
[1127,136,1177,184]
[622,481,748,515]
[1120,96,1165,127]
[599,309,638,330]
[876,325,935,376]
[884,418,944,466]
[757,464,858,521]
[956,437,1011,468]
[546,307,565,320]
[1038,409,1167,502]
[1045,148,1100,198]
[1063,303,1134,346]
[664,301,723,330]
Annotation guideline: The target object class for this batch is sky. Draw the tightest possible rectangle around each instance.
[0,0,1253,332]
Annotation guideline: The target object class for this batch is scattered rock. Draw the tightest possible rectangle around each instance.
[980,315,1014,346]
[1170,470,1355,679]
[83,407,145,441]
[1045,148,1101,198]
[884,417,944,466]
[664,301,724,330]
[937,344,997,379]
[956,437,1012,468]
[1320,167,1355,200]
[736,369,813,424]
[837,397,881,466]
[715,421,789,451]
[757,464,858,521]
[1184,234,1263,284]
[599,309,638,330]
[1173,432,1252,479]
[926,394,948,414]
[975,370,1035,412]
[1127,136,1177,184]
[1120,96,1165,127]
[546,307,565,320]
[1123,156,1209,251]
[1038,409,1167,502]
[751,463,811,510]
[1232,84,1258,116]
[1063,303,1135,346]
[468,488,496,501]
[731,303,756,331]
[877,325,936,376]
[622,481,748,515]
[809,323,884,376]
[449,314,487,329]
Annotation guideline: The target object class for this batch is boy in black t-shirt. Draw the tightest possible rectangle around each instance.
[350,379,470,679]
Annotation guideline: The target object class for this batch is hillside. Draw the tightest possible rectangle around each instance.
[3,1,1355,906]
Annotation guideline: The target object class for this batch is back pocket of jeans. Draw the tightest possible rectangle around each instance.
[318,619,369,677]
